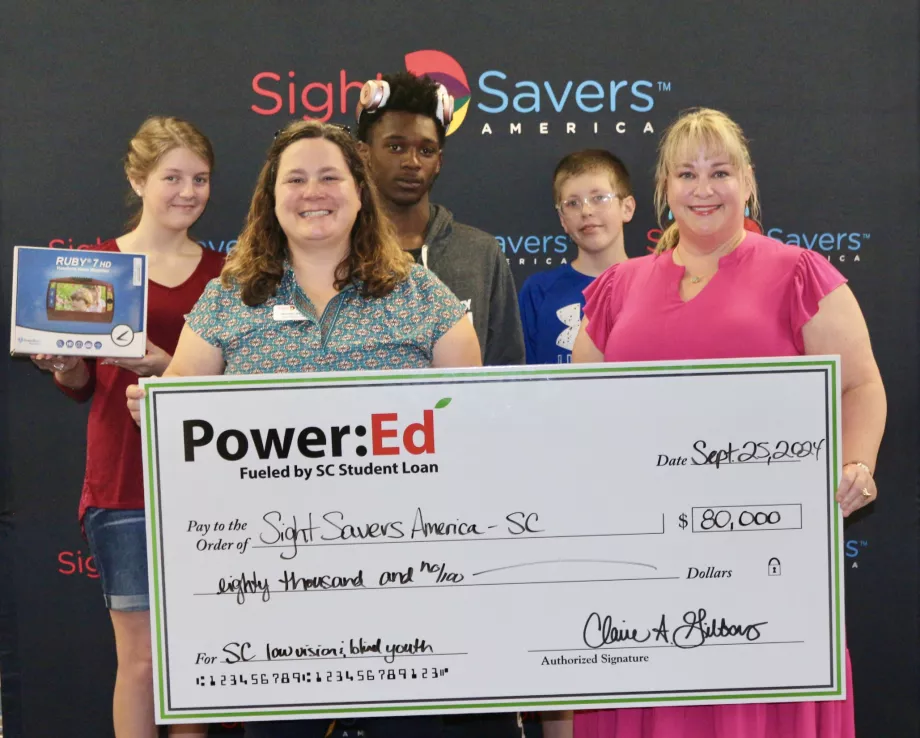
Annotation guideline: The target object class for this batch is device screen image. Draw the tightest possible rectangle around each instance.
[46,278,115,323]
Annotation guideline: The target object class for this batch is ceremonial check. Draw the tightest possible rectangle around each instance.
[140,357,846,724]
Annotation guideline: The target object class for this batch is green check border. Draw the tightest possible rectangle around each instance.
[143,358,843,721]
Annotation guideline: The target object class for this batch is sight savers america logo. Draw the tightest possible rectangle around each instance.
[405,49,471,136]
[250,49,471,136]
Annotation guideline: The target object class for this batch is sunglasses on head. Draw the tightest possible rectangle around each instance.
[268,122,354,181]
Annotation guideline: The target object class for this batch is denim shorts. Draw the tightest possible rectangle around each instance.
[83,507,150,612]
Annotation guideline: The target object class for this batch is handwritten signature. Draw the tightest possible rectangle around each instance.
[583,608,767,650]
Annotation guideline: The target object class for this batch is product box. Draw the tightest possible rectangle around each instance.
[10,246,148,358]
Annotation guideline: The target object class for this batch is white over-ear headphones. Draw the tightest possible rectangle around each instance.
[356,79,454,128]
[356,80,391,121]
[435,84,455,128]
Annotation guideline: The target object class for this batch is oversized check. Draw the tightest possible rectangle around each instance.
[141,357,846,724]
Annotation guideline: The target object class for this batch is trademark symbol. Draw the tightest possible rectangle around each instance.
[657,81,671,92]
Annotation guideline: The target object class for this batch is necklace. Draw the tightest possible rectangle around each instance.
[678,232,745,285]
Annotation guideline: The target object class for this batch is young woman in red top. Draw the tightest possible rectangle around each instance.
[31,116,224,738]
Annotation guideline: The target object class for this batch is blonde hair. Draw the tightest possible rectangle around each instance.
[653,108,760,253]
[123,116,215,229]
[70,288,93,306]
[221,120,411,307]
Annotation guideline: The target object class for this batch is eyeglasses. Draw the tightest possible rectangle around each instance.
[556,192,620,215]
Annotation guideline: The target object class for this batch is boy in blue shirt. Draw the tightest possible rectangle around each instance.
[518,150,635,364]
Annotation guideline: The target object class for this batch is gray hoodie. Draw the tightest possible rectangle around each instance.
[413,204,525,367]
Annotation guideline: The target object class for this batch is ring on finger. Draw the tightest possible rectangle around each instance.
[52,362,65,371]
[861,487,872,499]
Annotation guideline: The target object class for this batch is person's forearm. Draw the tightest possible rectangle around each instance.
[155,351,173,376]
[841,379,887,470]
[55,361,90,391]
[541,710,573,738]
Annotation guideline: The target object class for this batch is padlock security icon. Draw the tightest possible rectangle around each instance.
[768,557,782,576]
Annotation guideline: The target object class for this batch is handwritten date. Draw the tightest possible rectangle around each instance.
[656,439,826,469]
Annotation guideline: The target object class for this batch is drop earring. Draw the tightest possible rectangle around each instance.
[744,203,751,217]
[666,208,674,222]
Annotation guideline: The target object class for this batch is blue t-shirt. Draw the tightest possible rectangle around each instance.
[518,264,595,365]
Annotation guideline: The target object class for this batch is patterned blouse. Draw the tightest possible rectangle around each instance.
[186,263,467,374]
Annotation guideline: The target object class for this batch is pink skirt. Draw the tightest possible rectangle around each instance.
[574,651,854,738]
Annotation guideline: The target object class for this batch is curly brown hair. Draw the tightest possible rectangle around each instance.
[222,121,411,306]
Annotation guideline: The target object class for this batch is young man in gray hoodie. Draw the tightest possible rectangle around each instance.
[348,71,525,738]
[356,71,525,369]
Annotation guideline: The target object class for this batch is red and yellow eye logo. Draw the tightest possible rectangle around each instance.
[405,50,471,136]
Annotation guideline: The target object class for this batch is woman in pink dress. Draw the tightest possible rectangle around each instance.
[560,108,886,738]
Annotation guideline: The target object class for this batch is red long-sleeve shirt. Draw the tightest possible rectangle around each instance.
[56,240,224,520]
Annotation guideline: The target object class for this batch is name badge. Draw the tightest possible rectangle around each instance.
[272,305,306,322]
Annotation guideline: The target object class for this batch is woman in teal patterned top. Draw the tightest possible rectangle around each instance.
[126,120,480,389]
[126,122,482,737]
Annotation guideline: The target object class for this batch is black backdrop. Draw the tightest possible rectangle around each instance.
[1,2,918,736]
